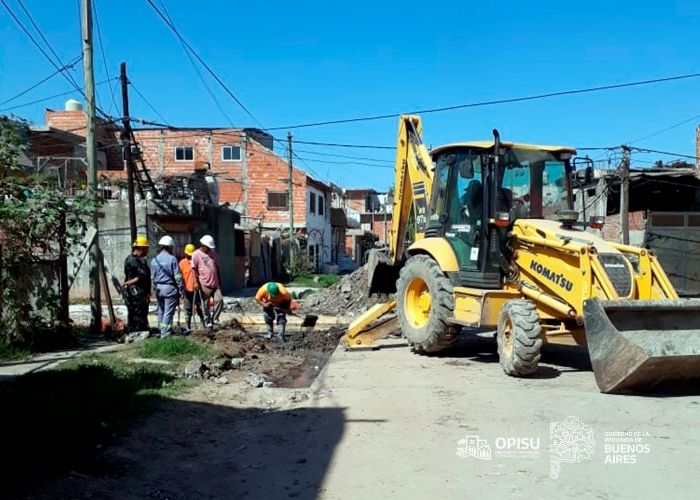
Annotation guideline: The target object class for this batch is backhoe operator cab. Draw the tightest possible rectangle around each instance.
[427,138,576,290]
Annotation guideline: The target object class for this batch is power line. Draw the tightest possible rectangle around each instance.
[144,0,262,128]
[293,139,395,150]
[155,0,235,127]
[0,78,117,113]
[628,112,700,144]
[294,155,393,168]
[630,147,700,161]
[14,0,83,93]
[2,0,116,124]
[267,71,700,131]
[92,0,118,114]
[294,148,394,164]
[1,0,74,83]
[145,0,311,178]
[0,55,82,107]
[129,81,172,127]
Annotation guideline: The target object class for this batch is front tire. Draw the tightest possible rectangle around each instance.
[396,255,459,353]
[497,300,542,376]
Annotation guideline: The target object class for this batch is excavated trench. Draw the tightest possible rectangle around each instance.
[191,320,346,388]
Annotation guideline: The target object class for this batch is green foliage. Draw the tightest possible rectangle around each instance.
[0,341,30,361]
[290,273,341,288]
[287,248,313,279]
[136,337,217,361]
[0,354,189,489]
[0,116,101,346]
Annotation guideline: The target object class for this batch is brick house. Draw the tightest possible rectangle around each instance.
[127,126,333,271]
[343,188,392,264]
[40,101,335,274]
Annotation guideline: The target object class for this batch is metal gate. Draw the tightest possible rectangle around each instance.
[645,212,700,297]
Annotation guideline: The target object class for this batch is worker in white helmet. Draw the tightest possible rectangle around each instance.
[150,235,184,337]
[192,234,223,328]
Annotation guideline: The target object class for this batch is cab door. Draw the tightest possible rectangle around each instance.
[431,149,485,271]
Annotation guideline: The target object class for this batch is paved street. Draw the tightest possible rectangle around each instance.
[32,333,700,500]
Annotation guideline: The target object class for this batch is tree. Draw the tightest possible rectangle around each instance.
[0,116,100,346]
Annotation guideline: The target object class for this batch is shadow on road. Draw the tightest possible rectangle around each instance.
[0,364,345,500]
[435,332,590,380]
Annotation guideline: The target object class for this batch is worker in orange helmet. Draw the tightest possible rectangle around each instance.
[179,243,205,335]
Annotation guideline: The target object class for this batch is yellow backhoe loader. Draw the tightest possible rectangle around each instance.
[342,115,700,393]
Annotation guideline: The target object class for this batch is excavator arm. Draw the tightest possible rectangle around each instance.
[343,115,435,348]
[367,115,435,294]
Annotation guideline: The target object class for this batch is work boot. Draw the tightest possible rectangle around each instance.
[264,325,274,340]
[277,323,286,344]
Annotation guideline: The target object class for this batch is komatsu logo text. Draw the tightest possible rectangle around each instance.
[529,261,574,292]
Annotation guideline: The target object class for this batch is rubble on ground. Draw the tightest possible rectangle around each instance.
[246,372,267,388]
[181,320,344,387]
[222,265,393,318]
[301,265,394,317]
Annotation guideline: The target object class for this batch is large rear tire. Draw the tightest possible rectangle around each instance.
[396,255,459,353]
[497,300,542,376]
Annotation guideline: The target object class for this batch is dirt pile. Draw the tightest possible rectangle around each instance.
[302,265,394,317]
[188,320,344,388]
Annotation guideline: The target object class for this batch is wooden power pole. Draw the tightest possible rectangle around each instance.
[287,132,295,266]
[120,62,137,243]
[620,146,631,245]
[81,0,101,332]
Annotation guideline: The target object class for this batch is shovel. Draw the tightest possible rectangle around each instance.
[285,308,318,340]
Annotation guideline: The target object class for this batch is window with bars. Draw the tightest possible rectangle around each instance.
[268,191,289,210]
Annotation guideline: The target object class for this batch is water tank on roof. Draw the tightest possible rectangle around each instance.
[65,99,83,111]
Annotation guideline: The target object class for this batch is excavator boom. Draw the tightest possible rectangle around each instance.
[368,115,435,295]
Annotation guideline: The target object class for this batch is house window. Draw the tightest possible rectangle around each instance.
[175,146,194,161]
[267,191,289,210]
[319,195,325,216]
[221,145,241,162]
[310,192,316,214]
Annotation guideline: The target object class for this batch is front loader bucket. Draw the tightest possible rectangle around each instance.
[367,248,400,296]
[583,299,700,394]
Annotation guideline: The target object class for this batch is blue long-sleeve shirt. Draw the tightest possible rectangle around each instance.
[150,250,184,295]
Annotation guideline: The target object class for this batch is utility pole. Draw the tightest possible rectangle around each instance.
[81,0,101,332]
[620,145,631,245]
[120,62,137,243]
[287,132,295,266]
[383,205,388,246]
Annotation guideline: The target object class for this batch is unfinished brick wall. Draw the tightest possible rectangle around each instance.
[45,109,122,170]
[44,111,324,230]
[371,214,392,243]
[345,191,372,213]
[601,211,647,241]
[245,138,307,226]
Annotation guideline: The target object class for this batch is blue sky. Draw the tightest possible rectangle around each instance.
[1,0,699,190]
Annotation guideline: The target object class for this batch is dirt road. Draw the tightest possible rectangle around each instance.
[32,334,700,500]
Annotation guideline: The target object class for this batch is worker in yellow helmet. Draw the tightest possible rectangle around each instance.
[123,236,151,334]
[179,243,205,334]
